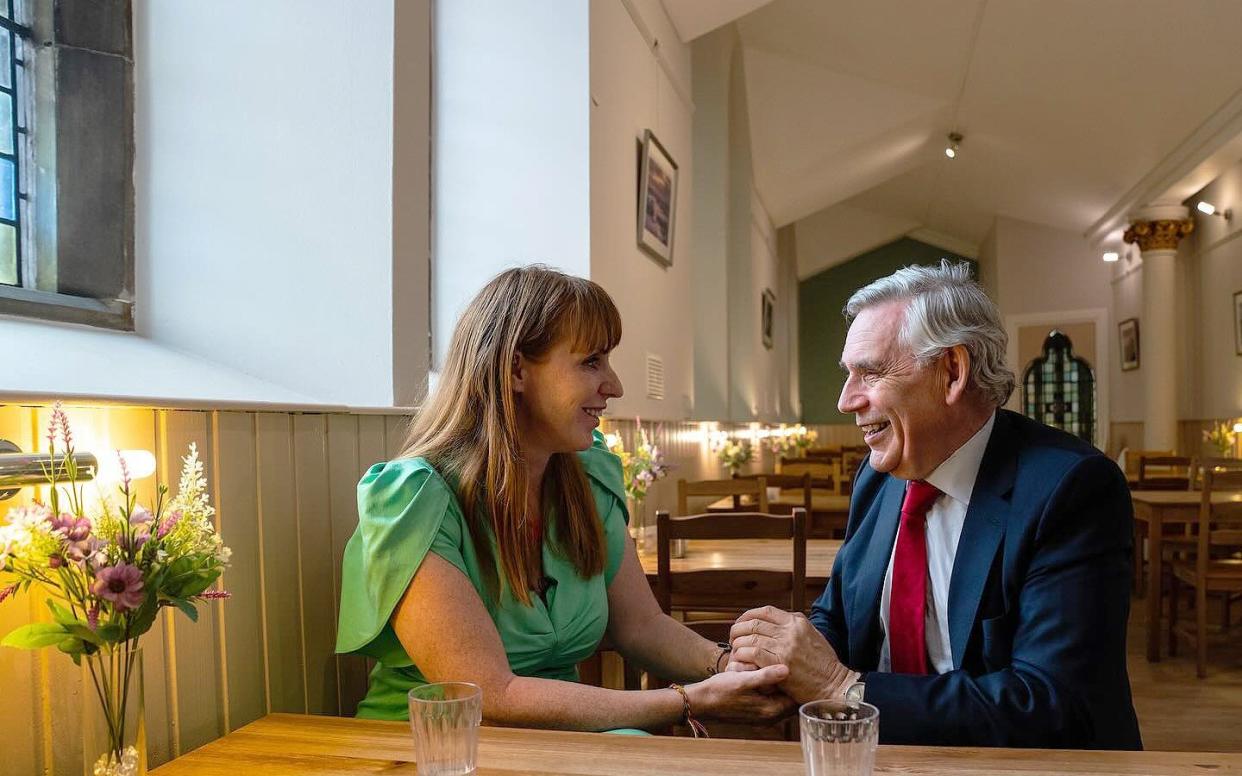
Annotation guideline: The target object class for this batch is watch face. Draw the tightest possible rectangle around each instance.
[845,682,865,703]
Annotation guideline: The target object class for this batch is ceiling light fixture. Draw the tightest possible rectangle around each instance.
[944,132,962,159]
[1102,251,1119,263]
[1197,200,1232,221]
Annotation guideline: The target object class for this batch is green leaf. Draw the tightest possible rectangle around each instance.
[45,599,77,626]
[126,591,160,640]
[1,622,70,649]
[173,599,198,623]
[56,636,86,656]
[96,623,123,643]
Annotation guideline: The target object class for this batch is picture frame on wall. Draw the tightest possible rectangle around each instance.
[637,129,678,267]
[1119,318,1140,371]
[1234,291,1242,356]
[762,288,776,350]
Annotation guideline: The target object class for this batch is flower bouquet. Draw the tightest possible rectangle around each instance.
[606,420,671,549]
[716,439,754,476]
[0,406,231,776]
[1203,421,1237,458]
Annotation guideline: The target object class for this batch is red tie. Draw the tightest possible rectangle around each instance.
[889,480,941,674]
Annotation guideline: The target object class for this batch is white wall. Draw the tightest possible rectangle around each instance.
[135,0,402,407]
[433,0,591,370]
[1186,159,1242,420]
[589,0,695,420]
[993,216,1111,317]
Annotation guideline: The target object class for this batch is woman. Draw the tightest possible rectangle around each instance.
[336,265,792,732]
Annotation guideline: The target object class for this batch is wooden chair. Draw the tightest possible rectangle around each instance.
[654,508,808,740]
[1168,467,1242,677]
[677,477,768,515]
[1122,448,1174,486]
[655,508,808,617]
[1136,455,1193,491]
[778,457,842,493]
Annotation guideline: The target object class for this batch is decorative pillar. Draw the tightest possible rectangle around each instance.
[1123,205,1194,451]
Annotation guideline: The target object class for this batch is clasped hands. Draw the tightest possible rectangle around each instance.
[725,605,859,704]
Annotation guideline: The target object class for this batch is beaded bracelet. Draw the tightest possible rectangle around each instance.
[669,683,709,738]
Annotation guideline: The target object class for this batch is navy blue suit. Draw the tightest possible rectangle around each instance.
[811,410,1142,749]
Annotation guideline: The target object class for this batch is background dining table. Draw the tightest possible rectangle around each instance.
[151,713,1242,775]
[1130,489,1242,661]
[706,491,853,537]
[636,537,841,604]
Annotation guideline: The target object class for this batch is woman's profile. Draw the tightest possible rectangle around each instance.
[336,265,791,733]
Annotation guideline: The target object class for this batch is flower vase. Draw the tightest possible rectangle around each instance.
[628,497,649,551]
[82,645,146,776]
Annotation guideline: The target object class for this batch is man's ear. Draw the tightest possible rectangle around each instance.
[943,344,972,405]
[511,352,527,394]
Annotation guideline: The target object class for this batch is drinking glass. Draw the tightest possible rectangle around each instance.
[408,682,482,776]
[799,700,879,776]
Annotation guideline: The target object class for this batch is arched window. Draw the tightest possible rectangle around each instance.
[1022,330,1095,443]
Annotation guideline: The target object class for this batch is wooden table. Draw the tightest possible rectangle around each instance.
[152,713,1242,775]
[706,492,853,537]
[1130,490,1242,661]
[637,539,840,610]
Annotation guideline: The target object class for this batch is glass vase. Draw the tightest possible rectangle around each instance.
[82,644,146,776]
[628,497,650,551]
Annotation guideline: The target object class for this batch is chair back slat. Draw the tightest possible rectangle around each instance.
[1197,468,1242,567]
[1137,454,1192,491]
[655,508,807,614]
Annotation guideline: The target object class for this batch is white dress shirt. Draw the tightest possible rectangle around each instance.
[878,413,996,674]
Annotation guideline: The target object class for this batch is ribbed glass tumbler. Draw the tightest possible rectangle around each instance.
[799,700,879,776]
[408,682,482,776]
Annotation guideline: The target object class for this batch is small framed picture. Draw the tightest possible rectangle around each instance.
[637,129,678,267]
[1234,291,1242,356]
[761,289,776,350]
[1119,318,1140,371]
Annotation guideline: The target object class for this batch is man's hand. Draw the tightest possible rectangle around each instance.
[729,605,859,704]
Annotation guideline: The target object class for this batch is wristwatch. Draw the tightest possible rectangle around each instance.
[844,681,865,703]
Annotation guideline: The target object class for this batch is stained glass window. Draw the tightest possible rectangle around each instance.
[1022,330,1096,443]
[0,0,29,288]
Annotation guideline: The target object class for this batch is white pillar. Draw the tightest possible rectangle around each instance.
[1124,205,1194,452]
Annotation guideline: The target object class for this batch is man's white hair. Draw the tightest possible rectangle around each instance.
[844,261,1015,408]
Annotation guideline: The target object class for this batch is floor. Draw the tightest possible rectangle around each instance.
[1128,593,1242,752]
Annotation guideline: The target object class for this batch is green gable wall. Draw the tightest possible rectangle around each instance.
[798,238,975,423]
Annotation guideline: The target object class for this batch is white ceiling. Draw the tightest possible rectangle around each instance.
[663,0,1242,278]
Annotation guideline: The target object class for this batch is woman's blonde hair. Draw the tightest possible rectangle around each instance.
[401,265,622,605]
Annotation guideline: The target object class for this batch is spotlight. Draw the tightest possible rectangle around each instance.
[1103,252,1119,263]
[1197,201,1232,221]
[945,132,962,159]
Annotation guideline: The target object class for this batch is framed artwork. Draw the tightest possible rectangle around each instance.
[761,288,775,350]
[1234,291,1242,356]
[1119,318,1140,371]
[637,129,678,266]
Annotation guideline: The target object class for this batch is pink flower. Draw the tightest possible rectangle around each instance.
[129,506,153,526]
[86,604,100,631]
[91,563,145,611]
[199,590,231,600]
[0,583,17,604]
[157,510,182,540]
[116,451,131,490]
[66,536,104,566]
[48,513,91,542]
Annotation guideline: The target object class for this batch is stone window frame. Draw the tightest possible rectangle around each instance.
[0,0,133,330]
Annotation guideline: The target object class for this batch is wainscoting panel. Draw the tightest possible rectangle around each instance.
[0,402,409,772]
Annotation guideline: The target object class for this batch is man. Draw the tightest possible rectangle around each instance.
[730,262,1141,749]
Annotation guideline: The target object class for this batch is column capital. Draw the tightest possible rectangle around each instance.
[1123,217,1194,252]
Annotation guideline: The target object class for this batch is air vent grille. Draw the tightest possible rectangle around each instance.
[645,354,665,400]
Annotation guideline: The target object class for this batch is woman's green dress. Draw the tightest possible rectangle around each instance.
[335,430,630,721]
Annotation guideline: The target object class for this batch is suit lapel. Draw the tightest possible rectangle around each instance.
[850,475,905,665]
[947,410,1017,669]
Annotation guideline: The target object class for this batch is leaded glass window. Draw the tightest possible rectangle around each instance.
[0,0,29,288]
[1022,330,1096,443]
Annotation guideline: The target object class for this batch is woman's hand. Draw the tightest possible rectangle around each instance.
[683,664,796,723]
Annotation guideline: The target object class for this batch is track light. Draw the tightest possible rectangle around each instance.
[945,132,962,159]
[1197,201,1232,221]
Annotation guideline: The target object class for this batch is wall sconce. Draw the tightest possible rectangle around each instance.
[1197,201,1232,221]
[0,439,98,500]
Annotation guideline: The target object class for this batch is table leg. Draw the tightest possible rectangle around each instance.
[1146,514,1162,662]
